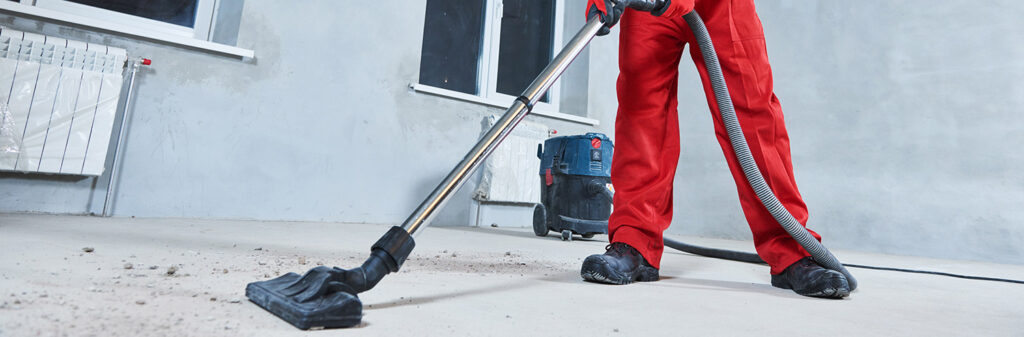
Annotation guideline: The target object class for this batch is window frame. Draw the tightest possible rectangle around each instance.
[478,0,565,113]
[418,0,567,114]
[31,0,218,41]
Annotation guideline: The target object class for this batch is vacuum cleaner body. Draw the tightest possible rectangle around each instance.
[533,132,614,240]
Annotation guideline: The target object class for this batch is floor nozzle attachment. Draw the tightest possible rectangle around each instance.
[245,226,415,329]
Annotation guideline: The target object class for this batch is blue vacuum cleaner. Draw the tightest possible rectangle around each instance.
[533,133,614,241]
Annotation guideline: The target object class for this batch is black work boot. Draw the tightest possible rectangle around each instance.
[771,257,851,299]
[581,242,659,284]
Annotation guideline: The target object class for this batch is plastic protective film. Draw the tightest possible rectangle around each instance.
[0,103,19,167]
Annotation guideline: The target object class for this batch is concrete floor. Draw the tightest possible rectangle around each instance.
[1,214,1022,337]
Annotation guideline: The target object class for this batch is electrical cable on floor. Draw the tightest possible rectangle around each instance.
[842,263,1024,285]
[664,237,1024,285]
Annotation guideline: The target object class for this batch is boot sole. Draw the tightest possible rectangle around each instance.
[580,255,659,285]
[771,274,851,299]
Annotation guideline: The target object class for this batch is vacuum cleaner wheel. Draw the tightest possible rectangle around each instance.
[533,204,549,237]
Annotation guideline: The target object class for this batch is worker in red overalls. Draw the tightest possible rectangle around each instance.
[580,0,851,298]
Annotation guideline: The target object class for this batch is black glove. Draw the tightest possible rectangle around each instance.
[586,0,668,36]
[586,0,622,36]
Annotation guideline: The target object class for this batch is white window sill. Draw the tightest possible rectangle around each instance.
[411,83,600,126]
[0,2,254,59]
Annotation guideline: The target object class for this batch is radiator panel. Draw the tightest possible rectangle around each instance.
[17,62,60,171]
[1,60,38,170]
[38,67,83,172]
[0,57,16,169]
[60,70,101,174]
[81,73,122,175]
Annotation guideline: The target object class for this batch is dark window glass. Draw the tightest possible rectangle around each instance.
[68,0,198,28]
[496,0,555,102]
[418,0,485,95]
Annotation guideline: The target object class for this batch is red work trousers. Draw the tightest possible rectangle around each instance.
[608,1,820,275]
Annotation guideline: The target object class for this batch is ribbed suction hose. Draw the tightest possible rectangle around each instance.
[683,11,857,290]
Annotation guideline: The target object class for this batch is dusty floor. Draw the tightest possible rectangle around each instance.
[0,214,1022,337]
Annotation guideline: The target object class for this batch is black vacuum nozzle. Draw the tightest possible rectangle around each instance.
[245,267,362,329]
[246,226,415,330]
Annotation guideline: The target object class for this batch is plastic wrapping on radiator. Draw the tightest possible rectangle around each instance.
[0,103,19,163]
[0,26,126,175]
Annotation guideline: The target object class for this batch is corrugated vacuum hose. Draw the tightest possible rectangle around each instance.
[680,11,858,290]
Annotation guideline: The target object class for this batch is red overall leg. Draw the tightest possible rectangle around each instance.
[607,10,687,269]
[686,0,820,274]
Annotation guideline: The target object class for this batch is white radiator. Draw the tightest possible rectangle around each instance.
[474,116,549,204]
[0,26,126,176]
[470,116,549,228]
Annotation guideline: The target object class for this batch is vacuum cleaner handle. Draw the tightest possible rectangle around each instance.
[590,181,615,203]
[613,0,667,12]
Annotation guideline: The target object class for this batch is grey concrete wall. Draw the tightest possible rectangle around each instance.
[588,1,1024,264]
[0,1,601,225]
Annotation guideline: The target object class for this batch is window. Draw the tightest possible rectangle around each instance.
[494,0,556,102]
[419,1,485,95]
[418,0,564,111]
[15,0,217,41]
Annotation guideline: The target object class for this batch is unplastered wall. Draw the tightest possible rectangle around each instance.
[588,0,1024,264]
[0,1,603,226]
